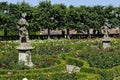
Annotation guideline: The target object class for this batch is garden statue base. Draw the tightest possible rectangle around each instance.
[102,37,111,49]
[17,43,33,67]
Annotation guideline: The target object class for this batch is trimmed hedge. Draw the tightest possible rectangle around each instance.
[64,56,120,80]
[0,59,66,75]
[80,64,120,80]
[0,55,102,80]
[65,57,83,67]
[77,73,101,80]
[2,53,120,80]
[1,39,120,80]
[0,72,101,80]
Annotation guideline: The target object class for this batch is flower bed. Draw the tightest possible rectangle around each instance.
[0,39,120,79]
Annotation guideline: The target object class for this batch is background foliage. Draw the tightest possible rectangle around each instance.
[0,1,120,36]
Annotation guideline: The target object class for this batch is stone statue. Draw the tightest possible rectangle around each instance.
[17,13,33,67]
[101,19,111,49]
[17,13,29,43]
[101,19,109,38]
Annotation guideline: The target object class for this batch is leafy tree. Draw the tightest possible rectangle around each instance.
[65,5,80,38]
[0,2,10,36]
[35,1,53,38]
[90,5,105,34]
[0,1,34,36]
[0,1,120,38]
[114,6,120,35]
[52,4,67,30]
[78,6,92,35]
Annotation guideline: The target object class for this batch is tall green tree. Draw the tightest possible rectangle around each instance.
[0,2,10,36]
[52,4,66,30]
[0,1,119,38]
[78,6,91,35]
[90,5,105,34]
[36,1,53,39]
[65,5,80,38]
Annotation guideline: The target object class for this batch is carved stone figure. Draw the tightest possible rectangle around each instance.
[17,13,29,43]
[101,19,109,38]
[102,19,111,49]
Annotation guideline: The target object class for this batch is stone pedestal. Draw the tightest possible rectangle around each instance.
[102,37,111,49]
[17,43,33,67]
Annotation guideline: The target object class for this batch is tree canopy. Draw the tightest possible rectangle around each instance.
[0,1,120,35]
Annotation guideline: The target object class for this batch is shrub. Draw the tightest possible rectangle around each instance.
[77,39,120,69]
[65,57,83,67]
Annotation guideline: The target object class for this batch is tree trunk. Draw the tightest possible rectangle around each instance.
[93,29,96,35]
[118,27,120,37]
[48,28,50,39]
[87,29,90,38]
[4,28,7,36]
[119,27,120,37]
[66,28,70,39]
[62,30,65,38]
[4,28,7,40]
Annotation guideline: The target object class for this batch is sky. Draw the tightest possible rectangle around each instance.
[0,0,120,7]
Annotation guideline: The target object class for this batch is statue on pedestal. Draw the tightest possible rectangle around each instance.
[17,13,29,43]
[16,13,33,67]
[101,19,111,49]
